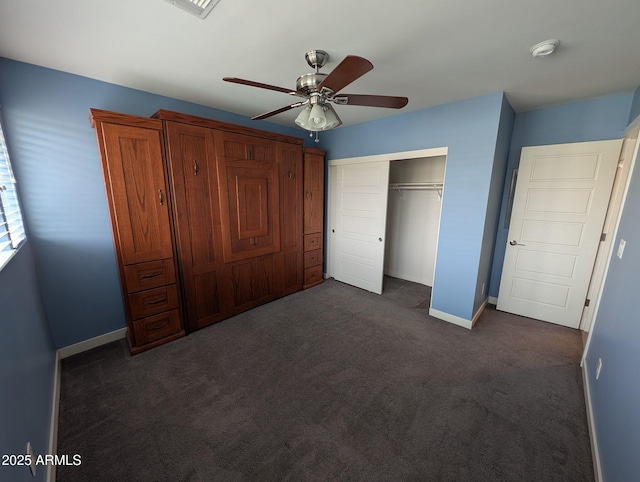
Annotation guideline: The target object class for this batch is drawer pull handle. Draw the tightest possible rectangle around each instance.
[147,320,170,331]
[140,271,162,279]
[193,159,199,176]
[158,189,164,206]
[145,297,167,306]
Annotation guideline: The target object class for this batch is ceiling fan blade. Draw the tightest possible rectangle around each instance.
[251,101,307,120]
[334,94,409,109]
[317,56,374,94]
[223,77,305,97]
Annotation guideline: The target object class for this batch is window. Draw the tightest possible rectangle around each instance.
[0,109,26,269]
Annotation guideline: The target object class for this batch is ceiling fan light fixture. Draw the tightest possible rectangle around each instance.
[321,104,342,130]
[308,103,327,130]
[294,105,311,128]
[530,39,560,58]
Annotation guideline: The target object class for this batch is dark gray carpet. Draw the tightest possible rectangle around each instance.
[57,277,593,482]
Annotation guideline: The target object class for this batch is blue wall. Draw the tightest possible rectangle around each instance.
[584,95,640,481]
[0,58,303,348]
[629,86,640,124]
[488,93,634,298]
[320,92,508,321]
[474,96,514,313]
[0,243,55,482]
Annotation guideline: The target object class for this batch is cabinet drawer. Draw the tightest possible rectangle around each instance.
[123,259,176,293]
[304,265,323,287]
[304,233,322,251]
[128,284,179,320]
[132,310,182,346]
[304,249,322,268]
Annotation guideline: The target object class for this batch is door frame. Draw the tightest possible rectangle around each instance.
[580,122,639,338]
[579,133,638,331]
[327,147,448,292]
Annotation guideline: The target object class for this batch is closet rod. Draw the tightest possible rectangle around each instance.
[389,182,443,199]
[388,182,443,190]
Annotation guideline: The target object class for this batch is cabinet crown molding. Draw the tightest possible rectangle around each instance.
[152,109,304,146]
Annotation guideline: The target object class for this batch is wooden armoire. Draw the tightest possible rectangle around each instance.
[91,108,324,354]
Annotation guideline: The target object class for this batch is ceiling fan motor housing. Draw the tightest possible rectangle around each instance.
[297,50,331,94]
[296,72,328,94]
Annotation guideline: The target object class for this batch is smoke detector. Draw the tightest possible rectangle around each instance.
[530,39,560,58]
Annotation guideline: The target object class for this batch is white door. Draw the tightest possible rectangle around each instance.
[497,139,622,328]
[330,161,390,294]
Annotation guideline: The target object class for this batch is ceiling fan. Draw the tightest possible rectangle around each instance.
[223,50,409,132]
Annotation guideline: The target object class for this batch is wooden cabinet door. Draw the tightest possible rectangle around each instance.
[304,148,325,235]
[98,122,173,265]
[216,131,275,161]
[275,142,303,295]
[164,121,228,331]
[215,132,280,263]
[228,255,276,311]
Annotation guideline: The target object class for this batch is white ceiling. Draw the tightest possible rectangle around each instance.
[1,0,640,128]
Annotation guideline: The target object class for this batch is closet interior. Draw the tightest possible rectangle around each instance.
[384,156,445,287]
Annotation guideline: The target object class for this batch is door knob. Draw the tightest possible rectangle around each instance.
[509,240,525,246]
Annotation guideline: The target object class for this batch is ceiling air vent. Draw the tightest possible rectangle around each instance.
[163,0,221,19]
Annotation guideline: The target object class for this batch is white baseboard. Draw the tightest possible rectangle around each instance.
[47,328,127,480]
[47,351,61,482]
[58,328,127,359]
[471,299,488,327]
[582,362,603,482]
[429,308,473,329]
[488,296,498,305]
[429,299,487,330]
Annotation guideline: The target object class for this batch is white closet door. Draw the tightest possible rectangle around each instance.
[330,161,390,294]
[497,139,621,328]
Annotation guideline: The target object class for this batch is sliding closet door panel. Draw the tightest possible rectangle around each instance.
[331,161,390,294]
[164,122,227,331]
